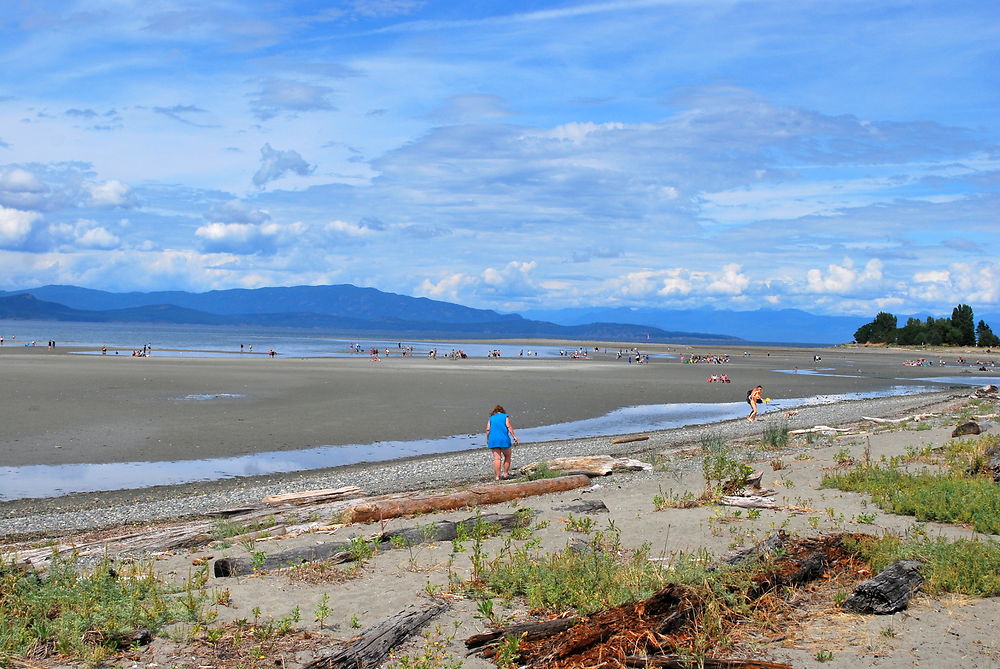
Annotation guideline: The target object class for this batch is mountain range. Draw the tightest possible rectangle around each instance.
[0,285,743,344]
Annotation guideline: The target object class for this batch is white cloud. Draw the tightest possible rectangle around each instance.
[252,144,314,188]
[326,219,377,237]
[86,180,132,207]
[195,222,283,254]
[249,78,335,120]
[706,263,749,295]
[0,206,41,248]
[806,258,883,294]
[419,261,538,302]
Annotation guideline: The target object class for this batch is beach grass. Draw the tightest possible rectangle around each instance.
[843,533,1000,597]
[822,434,1000,534]
[0,554,177,663]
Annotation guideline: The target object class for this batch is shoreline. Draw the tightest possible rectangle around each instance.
[0,389,961,539]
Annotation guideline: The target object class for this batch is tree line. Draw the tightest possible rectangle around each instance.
[854,304,1000,347]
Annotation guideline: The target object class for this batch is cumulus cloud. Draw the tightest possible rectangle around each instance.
[48,219,121,250]
[249,78,335,120]
[607,264,753,300]
[0,166,49,209]
[806,258,883,294]
[420,260,539,301]
[86,180,134,207]
[0,206,41,249]
[252,144,314,188]
[205,199,271,224]
[325,219,378,237]
[195,222,285,255]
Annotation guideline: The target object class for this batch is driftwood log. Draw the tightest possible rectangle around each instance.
[625,656,794,669]
[842,560,924,614]
[262,486,366,506]
[343,475,591,523]
[719,495,777,509]
[611,435,650,444]
[553,499,610,514]
[952,420,982,437]
[465,617,580,651]
[789,425,851,434]
[303,601,447,669]
[986,444,1000,482]
[214,511,536,577]
[519,456,652,478]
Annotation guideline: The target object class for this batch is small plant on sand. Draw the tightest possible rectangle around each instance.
[564,513,596,534]
[770,458,786,470]
[761,420,790,448]
[701,434,753,495]
[523,463,558,480]
[815,649,835,662]
[385,623,463,669]
[652,488,701,510]
[313,593,331,628]
[495,633,524,669]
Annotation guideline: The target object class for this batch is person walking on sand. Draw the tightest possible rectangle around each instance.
[746,385,764,422]
[486,404,519,481]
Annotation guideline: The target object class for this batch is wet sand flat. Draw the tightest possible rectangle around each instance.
[0,342,994,469]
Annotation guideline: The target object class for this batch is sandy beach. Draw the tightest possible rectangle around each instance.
[1,342,994,470]
[2,342,1000,668]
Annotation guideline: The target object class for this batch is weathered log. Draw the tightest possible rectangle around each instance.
[719,495,776,509]
[553,499,609,514]
[862,413,935,424]
[213,511,536,577]
[986,444,1000,482]
[343,475,591,523]
[842,560,923,614]
[303,601,447,669]
[519,456,652,478]
[952,420,981,437]
[262,486,366,506]
[625,656,794,669]
[712,531,788,570]
[611,435,650,444]
[465,617,580,650]
[789,425,851,434]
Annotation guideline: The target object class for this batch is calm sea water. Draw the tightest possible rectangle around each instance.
[0,319,616,359]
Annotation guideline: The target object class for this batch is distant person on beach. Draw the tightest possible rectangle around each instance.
[747,385,764,422]
[486,404,519,481]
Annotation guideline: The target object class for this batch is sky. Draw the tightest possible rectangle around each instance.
[0,0,998,317]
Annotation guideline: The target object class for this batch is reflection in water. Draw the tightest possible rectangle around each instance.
[0,385,936,501]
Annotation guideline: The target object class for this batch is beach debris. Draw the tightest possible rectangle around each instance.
[719,495,777,509]
[611,434,650,444]
[465,617,581,652]
[553,499,610,514]
[471,534,859,669]
[789,425,851,434]
[302,600,448,669]
[213,511,537,577]
[862,413,936,424]
[519,455,653,478]
[984,444,1000,482]
[623,656,794,668]
[842,560,924,615]
[262,485,366,506]
[951,420,982,437]
[973,384,999,398]
[343,475,591,523]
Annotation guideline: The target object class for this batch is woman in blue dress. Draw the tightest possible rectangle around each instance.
[486,405,519,481]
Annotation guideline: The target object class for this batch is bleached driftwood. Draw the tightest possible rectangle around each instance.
[719,495,777,509]
[519,455,652,478]
[789,425,851,434]
[262,486,366,506]
[303,601,448,669]
[862,413,936,424]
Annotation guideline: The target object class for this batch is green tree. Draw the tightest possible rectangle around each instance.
[977,320,1000,347]
[951,304,976,346]
[854,312,897,344]
[896,317,927,345]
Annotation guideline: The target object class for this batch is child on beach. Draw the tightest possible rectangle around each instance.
[486,405,519,481]
[747,385,764,422]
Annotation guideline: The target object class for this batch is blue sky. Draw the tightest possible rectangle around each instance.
[0,0,998,317]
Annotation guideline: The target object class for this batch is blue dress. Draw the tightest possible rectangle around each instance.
[487,413,512,449]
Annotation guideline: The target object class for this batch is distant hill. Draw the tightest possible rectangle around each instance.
[0,291,744,344]
[520,306,872,345]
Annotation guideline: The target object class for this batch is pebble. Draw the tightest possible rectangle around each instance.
[0,392,959,539]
